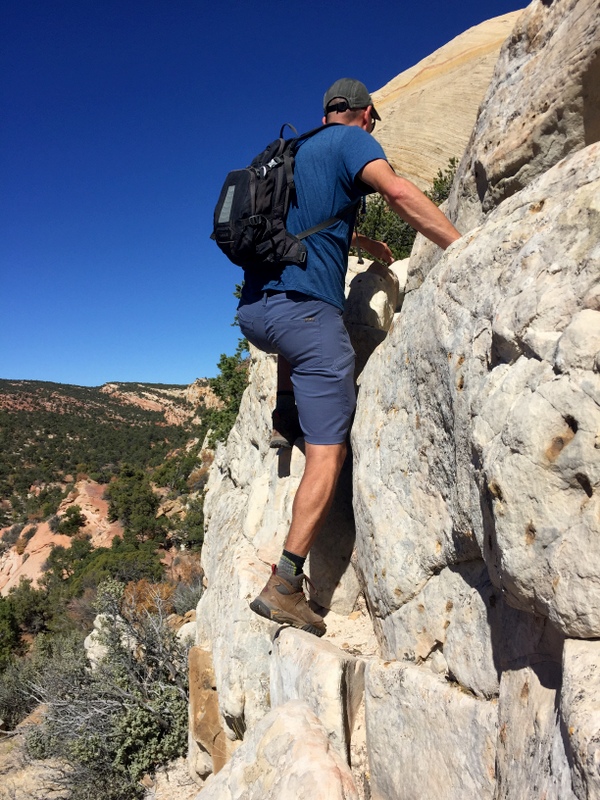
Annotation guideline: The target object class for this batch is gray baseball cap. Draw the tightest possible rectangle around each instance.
[323,78,381,120]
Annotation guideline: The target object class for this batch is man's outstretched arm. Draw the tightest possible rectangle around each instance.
[359,159,461,250]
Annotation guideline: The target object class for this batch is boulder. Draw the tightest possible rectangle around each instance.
[365,661,497,800]
[270,628,365,759]
[188,647,231,781]
[353,142,600,642]
[177,620,197,644]
[494,660,576,800]
[381,560,544,698]
[195,700,359,800]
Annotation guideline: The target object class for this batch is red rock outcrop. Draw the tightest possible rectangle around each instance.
[0,480,123,596]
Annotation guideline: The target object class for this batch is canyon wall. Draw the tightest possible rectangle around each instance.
[190,2,600,798]
[372,10,522,191]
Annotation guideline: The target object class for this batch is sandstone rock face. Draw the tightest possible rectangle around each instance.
[372,12,523,191]
[188,647,231,781]
[365,661,497,800]
[355,142,600,637]
[495,659,576,800]
[192,3,600,796]
[381,559,545,699]
[410,0,600,288]
[194,257,397,753]
[0,479,123,596]
[99,381,220,425]
[0,521,72,596]
[57,479,124,548]
[195,701,358,800]
[270,628,365,759]
[561,640,600,799]
[352,128,599,800]
[451,0,600,234]
[185,379,223,410]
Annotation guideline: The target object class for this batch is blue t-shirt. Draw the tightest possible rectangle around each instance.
[241,125,387,311]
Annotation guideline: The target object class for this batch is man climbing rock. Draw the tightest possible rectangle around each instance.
[237,78,461,636]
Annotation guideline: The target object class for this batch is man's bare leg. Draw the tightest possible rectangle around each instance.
[284,441,347,556]
[250,440,347,636]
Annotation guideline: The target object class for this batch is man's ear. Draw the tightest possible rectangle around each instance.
[322,115,327,125]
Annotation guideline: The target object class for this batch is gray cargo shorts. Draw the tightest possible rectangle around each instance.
[237,291,356,445]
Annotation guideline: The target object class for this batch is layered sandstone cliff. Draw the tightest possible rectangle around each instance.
[372,11,522,190]
[190,2,600,798]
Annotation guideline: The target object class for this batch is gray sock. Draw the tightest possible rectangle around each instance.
[278,550,306,578]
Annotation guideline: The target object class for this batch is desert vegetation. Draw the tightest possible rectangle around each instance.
[0,347,249,796]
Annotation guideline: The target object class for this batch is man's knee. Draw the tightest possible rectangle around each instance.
[304,441,347,474]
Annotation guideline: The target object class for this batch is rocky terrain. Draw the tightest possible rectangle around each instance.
[0,378,220,594]
[188,2,600,799]
[0,479,124,596]
[100,380,222,426]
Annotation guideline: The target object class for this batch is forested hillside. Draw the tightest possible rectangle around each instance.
[0,380,203,528]
[0,354,248,798]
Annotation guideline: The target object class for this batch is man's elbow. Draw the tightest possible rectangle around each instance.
[381,176,418,212]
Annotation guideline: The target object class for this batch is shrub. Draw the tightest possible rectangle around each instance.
[8,577,52,635]
[0,630,86,730]
[2,523,24,548]
[172,496,205,551]
[171,575,204,616]
[15,536,27,555]
[123,578,175,615]
[0,597,20,672]
[205,339,250,446]
[426,157,459,205]
[57,505,87,536]
[23,525,37,542]
[0,656,37,729]
[25,579,190,799]
[106,466,167,544]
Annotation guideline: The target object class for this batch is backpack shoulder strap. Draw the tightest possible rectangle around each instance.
[296,200,360,240]
[292,122,342,147]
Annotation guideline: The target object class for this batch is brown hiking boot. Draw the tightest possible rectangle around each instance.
[270,407,303,449]
[249,566,326,637]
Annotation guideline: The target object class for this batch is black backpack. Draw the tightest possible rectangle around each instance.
[211,123,358,271]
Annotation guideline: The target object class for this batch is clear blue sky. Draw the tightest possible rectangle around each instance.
[1,0,524,387]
